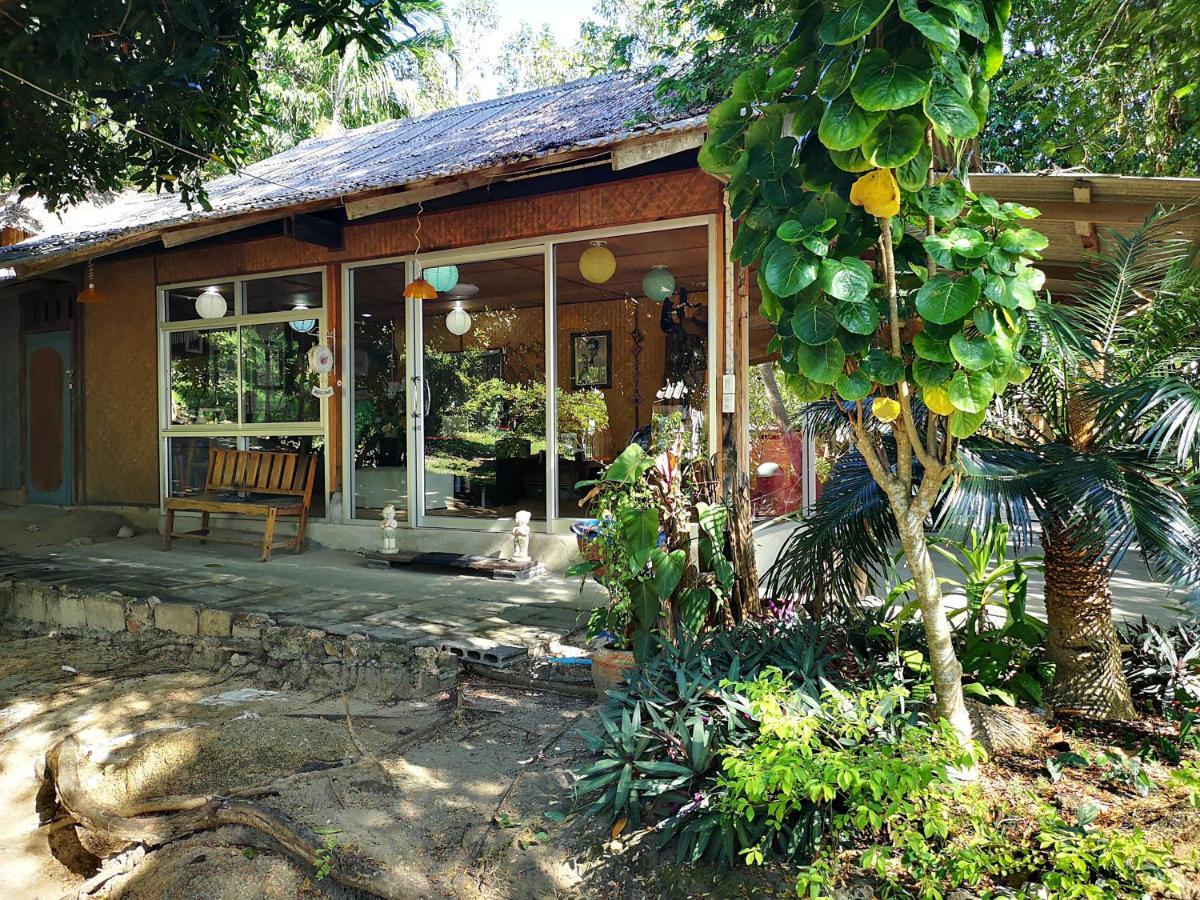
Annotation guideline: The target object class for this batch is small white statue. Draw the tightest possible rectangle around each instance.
[511,510,532,562]
[379,504,399,555]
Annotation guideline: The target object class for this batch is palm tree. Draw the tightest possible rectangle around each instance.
[765,209,1200,720]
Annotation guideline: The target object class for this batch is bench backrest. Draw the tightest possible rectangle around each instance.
[205,448,316,502]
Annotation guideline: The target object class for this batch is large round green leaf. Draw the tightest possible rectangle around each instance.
[817,49,860,101]
[949,407,987,438]
[819,256,874,302]
[949,368,994,413]
[925,66,980,139]
[829,146,874,172]
[850,47,933,112]
[764,242,820,297]
[897,142,933,191]
[996,228,1050,253]
[950,333,996,370]
[796,339,846,384]
[836,369,872,401]
[915,274,980,324]
[818,94,884,151]
[836,327,872,356]
[897,0,959,48]
[862,112,925,167]
[793,300,840,345]
[835,297,879,335]
[945,226,988,258]
[912,357,953,388]
[784,372,828,402]
[913,331,955,362]
[861,348,904,385]
[916,178,966,219]
[928,0,990,41]
[819,0,893,46]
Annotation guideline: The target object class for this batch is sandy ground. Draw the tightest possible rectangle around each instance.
[0,630,611,900]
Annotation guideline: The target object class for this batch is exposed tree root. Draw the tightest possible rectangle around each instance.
[44,735,411,899]
[464,663,597,698]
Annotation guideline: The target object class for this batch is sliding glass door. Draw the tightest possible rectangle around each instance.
[418,253,547,522]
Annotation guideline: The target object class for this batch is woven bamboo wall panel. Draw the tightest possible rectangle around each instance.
[156,169,722,284]
[83,256,159,504]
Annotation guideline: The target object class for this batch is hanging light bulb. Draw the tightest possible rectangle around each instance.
[423,265,459,293]
[194,285,227,319]
[76,259,107,304]
[579,241,616,284]
[445,305,472,336]
[642,265,676,302]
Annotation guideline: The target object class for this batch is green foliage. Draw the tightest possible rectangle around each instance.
[0,0,450,208]
[1119,616,1200,711]
[575,621,830,848]
[719,671,982,867]
[573,444,737,660]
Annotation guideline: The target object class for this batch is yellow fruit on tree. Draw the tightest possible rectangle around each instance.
[873,396,901,422]
[924,386,956,416]
[850,168,900,218]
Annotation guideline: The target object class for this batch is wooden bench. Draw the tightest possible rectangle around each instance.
[164,448,317,562]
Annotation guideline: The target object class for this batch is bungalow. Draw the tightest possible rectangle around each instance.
[1,72,1197,564]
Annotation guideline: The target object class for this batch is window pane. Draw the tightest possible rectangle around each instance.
[351,263,408,520]
[246,435,326,517]
[169,327,238,425]
[166,436,236,494]
[241,322,321,424]
[244,271,324,315]
[554,226,710,512]
[422,255,546,521]
[166,282,234,323]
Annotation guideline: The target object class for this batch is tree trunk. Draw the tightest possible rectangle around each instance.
[896,514,973,742]
[1042,524,1136,720]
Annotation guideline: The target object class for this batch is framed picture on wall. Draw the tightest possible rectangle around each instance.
[570,330,612,389]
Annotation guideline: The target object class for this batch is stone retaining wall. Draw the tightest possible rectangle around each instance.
[0,577,460,700]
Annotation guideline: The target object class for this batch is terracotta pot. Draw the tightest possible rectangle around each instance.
[591,645,636,697]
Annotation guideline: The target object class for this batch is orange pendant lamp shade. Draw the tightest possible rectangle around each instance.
[403,277,438,300]
[76,259,107,304]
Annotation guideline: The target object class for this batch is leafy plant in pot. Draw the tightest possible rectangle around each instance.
[570,444,739,691]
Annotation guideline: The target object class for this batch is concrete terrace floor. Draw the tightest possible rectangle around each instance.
[0,505,603,649]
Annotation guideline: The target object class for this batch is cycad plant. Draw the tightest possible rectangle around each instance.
[767,209,1200,720]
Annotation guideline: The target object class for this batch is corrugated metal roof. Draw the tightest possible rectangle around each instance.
[0,72,701,274]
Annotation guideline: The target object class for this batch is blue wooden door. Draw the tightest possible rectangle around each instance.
[25,331,73,505]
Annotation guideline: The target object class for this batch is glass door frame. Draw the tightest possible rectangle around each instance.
[339,214,721,533]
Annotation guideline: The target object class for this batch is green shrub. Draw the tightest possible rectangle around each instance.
[718,670,981,870]
[574,622,830,859]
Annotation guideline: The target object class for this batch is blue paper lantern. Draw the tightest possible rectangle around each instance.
[423,265,460,293]
[642,265,676,302]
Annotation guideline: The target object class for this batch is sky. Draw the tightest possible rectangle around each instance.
[494,0,595,43]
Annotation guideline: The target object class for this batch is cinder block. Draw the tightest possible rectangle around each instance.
[46,590,87,629]
[198,607,233,638]
[13,581,47,623]
[153,602,199,636]
[231,613,270,641]
[84,594,128,633]
[125,601,154,634]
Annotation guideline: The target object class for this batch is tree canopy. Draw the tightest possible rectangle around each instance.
[0,0,448,209]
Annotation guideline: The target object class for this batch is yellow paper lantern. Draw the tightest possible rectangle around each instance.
[579,241,616,284]
[850,168,901,218]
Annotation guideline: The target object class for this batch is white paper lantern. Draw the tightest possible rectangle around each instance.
[446,306,472,336]
[195,286,227,319]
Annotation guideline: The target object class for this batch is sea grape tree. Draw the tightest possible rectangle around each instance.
[699,0,1048,740]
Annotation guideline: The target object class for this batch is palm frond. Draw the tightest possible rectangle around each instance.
[1091,362,1200,466]
[761,448,899,612]
[1072,207,1195,356]
[937,441,1045,549]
